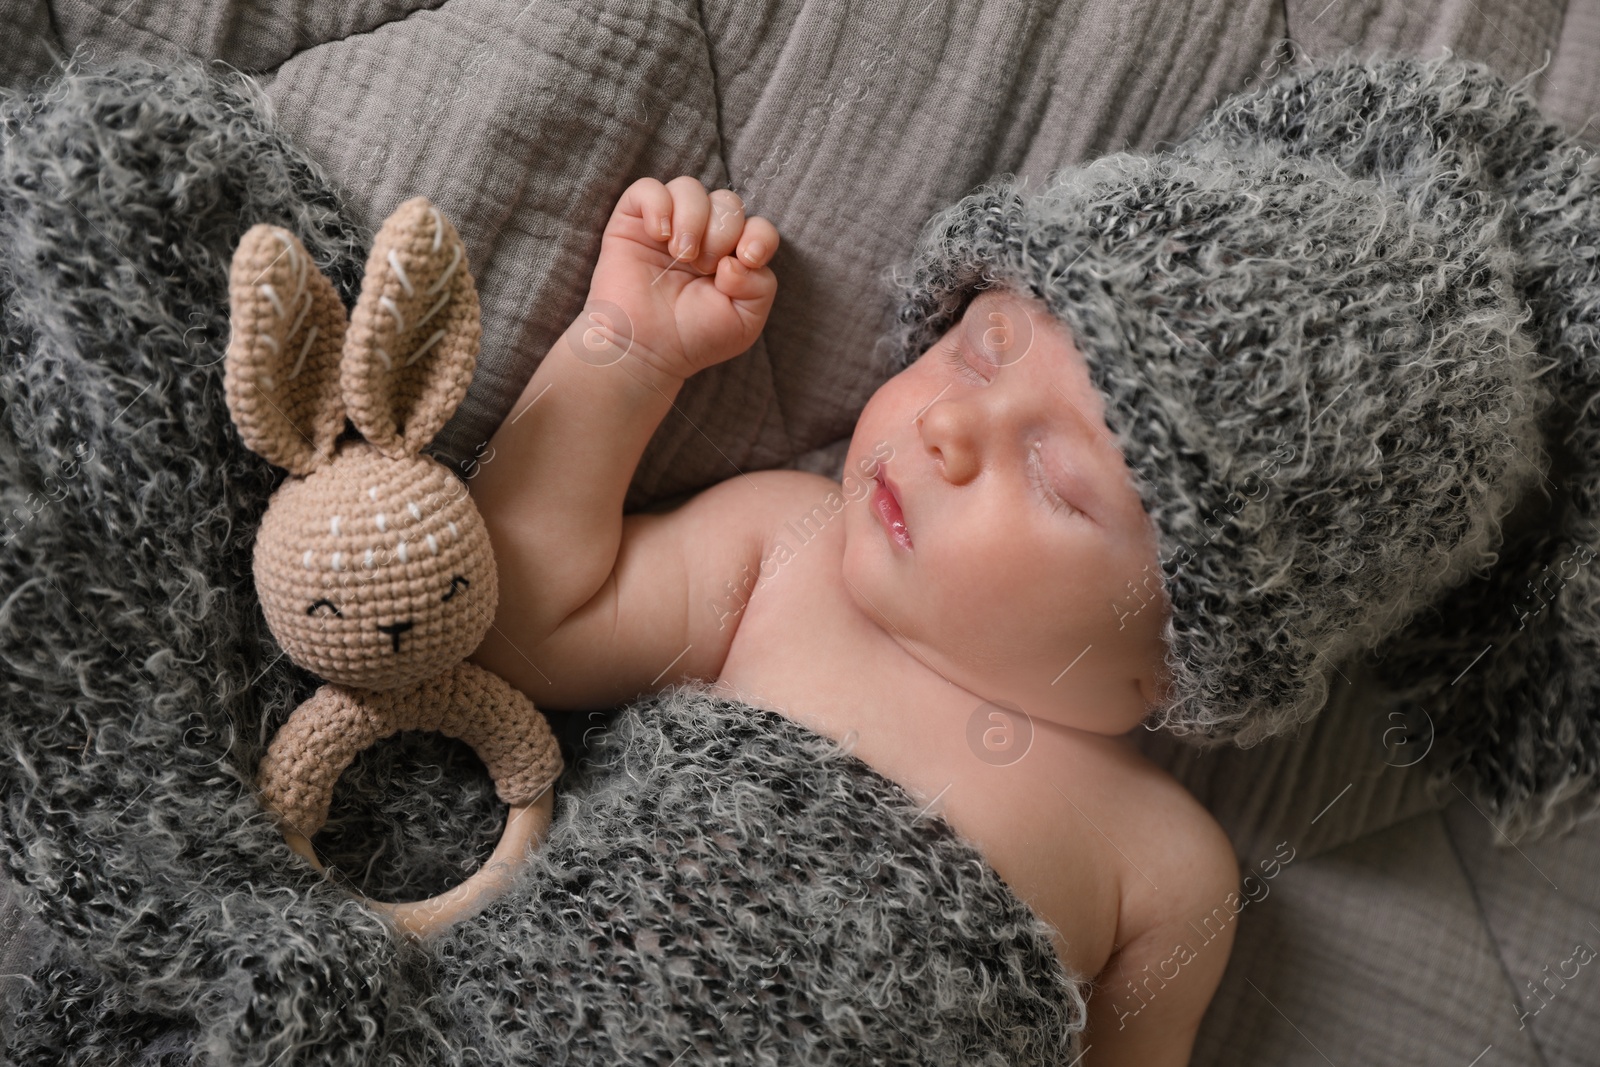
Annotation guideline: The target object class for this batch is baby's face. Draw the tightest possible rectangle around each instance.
[841,287,1171,736]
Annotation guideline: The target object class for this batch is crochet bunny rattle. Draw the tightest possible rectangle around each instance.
[225,196,564,939]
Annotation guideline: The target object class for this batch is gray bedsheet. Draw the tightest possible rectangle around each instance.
[4,1,1600,1063]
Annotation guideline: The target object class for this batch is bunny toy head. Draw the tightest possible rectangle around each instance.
[225,197,494,691]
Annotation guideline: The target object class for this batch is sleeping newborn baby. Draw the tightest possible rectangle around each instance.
[467,175,1237,1066]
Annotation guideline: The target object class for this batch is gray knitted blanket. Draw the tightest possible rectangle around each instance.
[0,60,1085,1064]
[13,684,1087,1065]
[14,42,1600,1067]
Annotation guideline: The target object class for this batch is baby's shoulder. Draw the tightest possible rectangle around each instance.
[1052,745,1240,1060]
[1099,744,1238,945]
[717,468,844,518]
[736,469,859,554]
[672,469,843,551]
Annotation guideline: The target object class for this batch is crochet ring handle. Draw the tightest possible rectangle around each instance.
[255,665,565,939]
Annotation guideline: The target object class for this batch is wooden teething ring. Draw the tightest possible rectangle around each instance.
[255,663,565,940]
[281,790,553,940]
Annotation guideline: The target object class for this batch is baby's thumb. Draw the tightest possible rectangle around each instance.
[715,254,777,304]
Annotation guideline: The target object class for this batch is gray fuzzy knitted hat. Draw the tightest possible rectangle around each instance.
[875,49,1600,840]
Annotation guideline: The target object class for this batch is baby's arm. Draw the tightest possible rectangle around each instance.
[468,176,780,708]
[1081,785,1240,1066]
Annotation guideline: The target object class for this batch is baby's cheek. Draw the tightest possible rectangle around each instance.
[839,466,876,504]
[932,541,1045,646]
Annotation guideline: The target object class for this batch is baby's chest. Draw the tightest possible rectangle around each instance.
[711,531,1123,982]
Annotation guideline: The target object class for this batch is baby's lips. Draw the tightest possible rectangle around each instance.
[873,468,914,550]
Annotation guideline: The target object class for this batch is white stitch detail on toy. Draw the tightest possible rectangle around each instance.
[448,521,458,539]
[302,549,313,569]
[408,502,422,520]
[285,290,312,344]
[286,245,309,321]
[260,334,280,355]
[330,515,342,536]
[374,345,394,370]
[427,533,439,555]
[278,230,304,295]
[424,244,461,296]
[288,326,318,381]
[260,284,285,319]
[365,547,375,568]
[380,296,406,333]
[428,205,443,252]
[406,330,447,366]
[397,540,409,563]
[375,513,388,532]
[387,250,415,297]
[331,551,344,571]
[413,291,450,333]
[367,487,378,501]
[261,372,276,391]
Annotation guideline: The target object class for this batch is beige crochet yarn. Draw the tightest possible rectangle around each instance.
[225,196,564,938]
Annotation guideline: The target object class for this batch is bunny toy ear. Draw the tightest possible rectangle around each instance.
[341,197,480,459]
[224,224,349,475]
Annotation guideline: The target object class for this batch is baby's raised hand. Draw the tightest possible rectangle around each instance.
[583,176,779,385]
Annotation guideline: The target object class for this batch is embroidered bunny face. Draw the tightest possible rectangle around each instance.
[225,197,494,691]
[252,443,496,689]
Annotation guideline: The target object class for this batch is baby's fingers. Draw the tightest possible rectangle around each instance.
[715,247,778,303]
[613,176,675,243]
[696,190,746,270]
[735,216,780,270]
[664,176,712,260]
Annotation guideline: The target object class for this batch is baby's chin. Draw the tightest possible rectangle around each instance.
[934,643,1168,739]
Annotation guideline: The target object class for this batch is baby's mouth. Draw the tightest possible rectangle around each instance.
[872,472,913,551]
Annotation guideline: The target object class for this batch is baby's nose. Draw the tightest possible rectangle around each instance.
[376,619,415,653]
[917,406,981,485]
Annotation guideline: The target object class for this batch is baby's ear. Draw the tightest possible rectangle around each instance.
[341,196,480,459]
[224,225,348,474]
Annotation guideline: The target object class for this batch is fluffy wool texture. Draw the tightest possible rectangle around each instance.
[0,59,1085,1064]
[874,48,1600,841]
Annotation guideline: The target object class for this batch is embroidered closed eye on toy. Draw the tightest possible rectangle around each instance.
[225,196,564,938]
